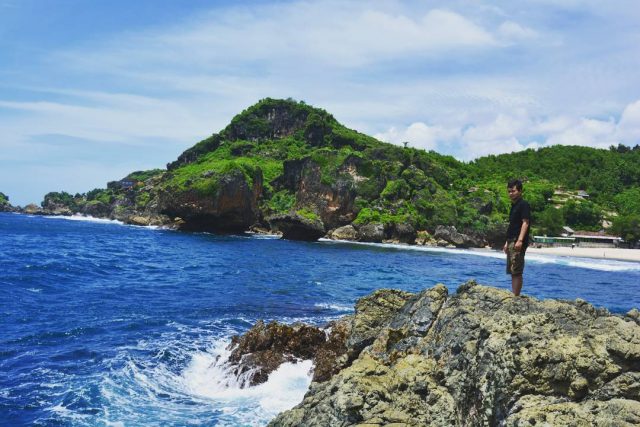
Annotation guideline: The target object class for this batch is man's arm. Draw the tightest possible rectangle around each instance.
[514,219,529,252]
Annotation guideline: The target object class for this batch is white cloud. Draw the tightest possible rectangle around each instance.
[497,21,538,42]
[462,111,533,142]
[545,117,617,148]
[0,94,213,144]
[57,5,498,71]
[375,122,460,150]
[617,99,640,143]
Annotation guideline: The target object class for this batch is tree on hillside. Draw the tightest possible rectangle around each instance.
[563,200,602,230]
[611,214,640,246]
[535,207,564,236]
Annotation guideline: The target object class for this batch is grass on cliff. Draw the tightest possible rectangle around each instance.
[163,146,284,195]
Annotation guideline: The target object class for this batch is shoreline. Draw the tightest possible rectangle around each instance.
[6,212,639,263]
[525,246,640,263]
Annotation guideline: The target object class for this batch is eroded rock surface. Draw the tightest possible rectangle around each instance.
[266,282,640,427]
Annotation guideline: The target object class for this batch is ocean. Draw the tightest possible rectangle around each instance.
[1,212,639,426]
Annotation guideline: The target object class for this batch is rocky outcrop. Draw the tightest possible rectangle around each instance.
[157,168,263,232]
[257,282,640,426]
[272,157,357,230]
[0,192,16,212]
[484,222,510,249]
[226,320,327,387]
[357,223,385,243]
[434,225,486,248]
[268,212,326,241]
[384,222,417,244]
[327,224,358,241]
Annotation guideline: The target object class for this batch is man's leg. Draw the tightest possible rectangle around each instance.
[511,274,523,296]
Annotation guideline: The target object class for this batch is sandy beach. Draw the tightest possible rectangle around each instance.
[526,246,640,263]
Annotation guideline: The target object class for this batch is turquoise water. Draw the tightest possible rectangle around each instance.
[1,212,639,426]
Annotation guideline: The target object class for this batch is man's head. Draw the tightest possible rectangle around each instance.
[507,179,523,203]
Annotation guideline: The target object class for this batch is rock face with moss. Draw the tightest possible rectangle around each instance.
[233,282,640,426]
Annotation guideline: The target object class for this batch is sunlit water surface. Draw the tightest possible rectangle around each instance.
[1,213,639,426]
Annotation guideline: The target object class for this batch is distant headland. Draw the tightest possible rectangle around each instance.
[3,98,640,250]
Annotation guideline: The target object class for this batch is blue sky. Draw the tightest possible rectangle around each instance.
[1,0,640,205]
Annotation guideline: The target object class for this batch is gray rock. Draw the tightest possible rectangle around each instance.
[269,282,640,426]
[328,225,358,241]
[385,222,417,244]
[357,223,384,243]
[434,225,485,248]
[268,212,326,241]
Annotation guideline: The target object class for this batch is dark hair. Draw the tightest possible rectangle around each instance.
[507,179,523,191]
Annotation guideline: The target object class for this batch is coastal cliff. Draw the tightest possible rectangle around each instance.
[0,192,15,212]
[29,98,640,247]
[225,282,640,426]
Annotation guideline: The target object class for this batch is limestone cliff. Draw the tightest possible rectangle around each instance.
[230,282,640,426]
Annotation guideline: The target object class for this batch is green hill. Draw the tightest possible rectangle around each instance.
[36,98,640,245]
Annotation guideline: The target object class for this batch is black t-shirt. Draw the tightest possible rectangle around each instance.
[507,198,531,246]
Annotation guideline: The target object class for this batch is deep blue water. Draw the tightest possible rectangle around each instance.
[1,212,639,426]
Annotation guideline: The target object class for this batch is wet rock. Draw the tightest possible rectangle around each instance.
[268,212,326,241]
[226,320,327,387]
[328,224,358,241]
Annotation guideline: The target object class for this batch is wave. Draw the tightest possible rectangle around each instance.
[44,214,125,225]
[319,238,640,272]
[182,341,313,414]
[314,302,354,312]
[40,321,313,427]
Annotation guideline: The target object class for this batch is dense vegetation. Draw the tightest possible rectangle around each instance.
[38,98,640,244]
[0,192,10,207]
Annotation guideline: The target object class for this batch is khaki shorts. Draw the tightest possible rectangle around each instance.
[506,240,526,275]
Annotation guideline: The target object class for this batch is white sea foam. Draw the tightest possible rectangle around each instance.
[90,328,314,427]
[246,232,282,239]
[44,214,124,225]
[181,341,313,414]
[319,239,640,272]
[314,302,354,312]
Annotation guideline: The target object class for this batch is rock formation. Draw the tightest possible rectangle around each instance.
[433,225,486,248]
[226,281,640,426]
[157,168,263,232]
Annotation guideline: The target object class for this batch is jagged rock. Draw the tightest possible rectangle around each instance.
[347,289,414,354]
[357,223,384,243]
[415,230,436,246]
[434,225,485,248]
[627,308,640,325]
[226,320,326,387]
[269,282,640,426]
[328,225,358,241]
[82,201,111,217]
[312,316,352,383]
[268,212,326,241]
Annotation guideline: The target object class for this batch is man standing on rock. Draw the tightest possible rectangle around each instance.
[503,179,530,296]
